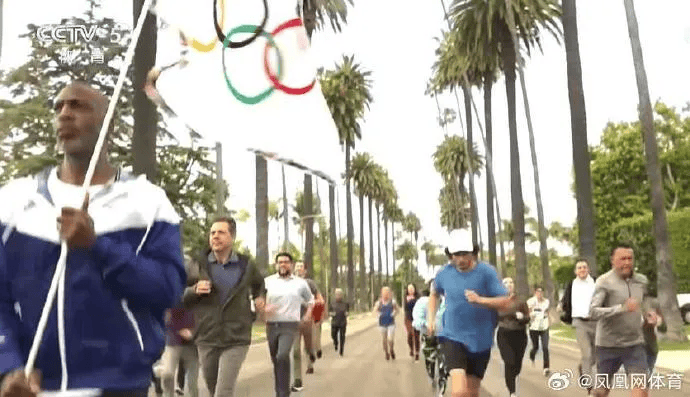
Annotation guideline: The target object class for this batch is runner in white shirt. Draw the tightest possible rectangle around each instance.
[527,286,551,376]
[263,252,314,397]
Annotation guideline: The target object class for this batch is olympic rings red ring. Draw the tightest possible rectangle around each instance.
[263,18,316,96]
[214,0,269,48]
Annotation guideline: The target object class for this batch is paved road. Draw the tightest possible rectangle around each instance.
[481,338,690,397]
[232,315,491,397]
[153,316,689,397]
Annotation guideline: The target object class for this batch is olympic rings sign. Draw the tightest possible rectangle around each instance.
[221,18,316,105]
[182,0,269,52]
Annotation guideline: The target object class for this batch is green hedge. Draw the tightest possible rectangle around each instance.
[602,208,690,296]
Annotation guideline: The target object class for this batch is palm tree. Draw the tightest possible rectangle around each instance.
[501,0,561,315]
[348,152,377,307]
[282,165,290,246]
[561,0,597,276]
[301,0,354,298]
[291,189,322,253]
[372,166,393,295]
[269,199,281,247]
[320,55,373,303]
[381,179,399,285]
[395,240,420,290]
[0,0,4,60]
[132,0,158,182]
[388,205,405,282]
[255,156,269,272]
[300,0,353,39]
[433,135,483,231]
[328,183,339,299]
[623,0,685,341]
[449,0,560,299]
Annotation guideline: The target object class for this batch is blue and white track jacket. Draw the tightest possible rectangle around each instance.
[0,167,186,391]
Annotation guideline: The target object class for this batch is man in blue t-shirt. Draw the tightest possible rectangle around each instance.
[428,229,512,397]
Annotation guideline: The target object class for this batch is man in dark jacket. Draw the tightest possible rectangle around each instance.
[183,217,266,397]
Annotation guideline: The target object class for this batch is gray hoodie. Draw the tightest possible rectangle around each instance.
[589,269,649,348]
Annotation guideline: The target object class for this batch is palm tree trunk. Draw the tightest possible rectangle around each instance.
[132,0,158,181]
[304,174,314,278]
[282,165,290,246]
[368,197,375,306]
[384,218,390,284]
[376,204,383,294]
[329,184,338,299]
[359,194,366,309]
[255,155,269,273]
[484,76,497,268]
[392,222,397,277]
[462,85,479,245]
[562,0,597,276]
[500,21,529,300]
[623,0,685,341]
[0,0,4,61]
[345,145,355,306]
[515,49,556,311]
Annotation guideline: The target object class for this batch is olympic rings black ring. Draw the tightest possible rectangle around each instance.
[214,0,269,48]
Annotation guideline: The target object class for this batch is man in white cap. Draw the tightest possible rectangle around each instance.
[427,229,512,397]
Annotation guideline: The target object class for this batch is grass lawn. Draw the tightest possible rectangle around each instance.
[551,323,690,351]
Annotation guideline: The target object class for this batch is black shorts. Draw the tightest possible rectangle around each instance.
[441,338,491,379]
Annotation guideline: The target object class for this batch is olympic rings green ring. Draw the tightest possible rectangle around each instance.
[222,25,283,105]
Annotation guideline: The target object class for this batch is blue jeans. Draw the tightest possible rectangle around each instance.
[646,350,657,374]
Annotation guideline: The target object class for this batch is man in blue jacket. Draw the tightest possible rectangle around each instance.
[0,80,186,397]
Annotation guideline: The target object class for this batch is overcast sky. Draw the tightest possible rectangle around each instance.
[2,0,690,279]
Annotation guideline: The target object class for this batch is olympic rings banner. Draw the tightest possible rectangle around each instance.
[151,0,342,182]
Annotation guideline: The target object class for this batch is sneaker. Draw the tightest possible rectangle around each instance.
[317,350,322,359]
[390,350,396,360]
[415,354,419,361]
[334,343,338,351]
[385,352,390,360]
[291,380,303,392]
[339,350,343,356]
[510,394,518,397]
[175,387,183,395]
[306,367,314,374]
[543,368,550,376]
[309,353,316,363]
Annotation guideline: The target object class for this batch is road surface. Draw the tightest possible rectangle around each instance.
[153,315,689,396]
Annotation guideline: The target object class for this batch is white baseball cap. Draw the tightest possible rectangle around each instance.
[445,229,475,254]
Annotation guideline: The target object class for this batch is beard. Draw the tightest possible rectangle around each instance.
[279,267,291,277]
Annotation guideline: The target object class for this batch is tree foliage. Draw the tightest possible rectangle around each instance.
[0,8,228,257]
[590,103,690,272]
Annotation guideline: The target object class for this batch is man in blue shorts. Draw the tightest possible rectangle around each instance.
[427,229,512,397]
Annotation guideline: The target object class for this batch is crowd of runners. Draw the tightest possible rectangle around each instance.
[0,81,664,397]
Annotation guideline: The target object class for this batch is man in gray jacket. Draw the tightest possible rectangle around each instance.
[589,243,652,397]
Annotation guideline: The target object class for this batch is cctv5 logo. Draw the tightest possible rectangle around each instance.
[36,25,123,44]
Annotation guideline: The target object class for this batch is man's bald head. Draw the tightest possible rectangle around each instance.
[54,80,112,162]
[60,81,108,117]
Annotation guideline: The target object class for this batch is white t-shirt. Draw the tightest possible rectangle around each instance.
[47,168,110,210]
[527,296,550,331]
[264,273,314,323]
[571,276,596,319]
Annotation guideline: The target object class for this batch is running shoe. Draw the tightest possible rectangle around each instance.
[291,380,304,392]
